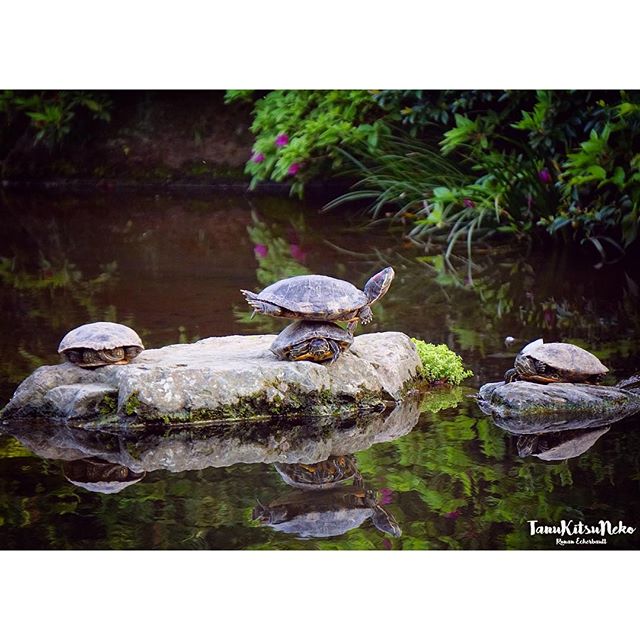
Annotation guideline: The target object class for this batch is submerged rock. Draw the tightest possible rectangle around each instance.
[477,380,640,422]
[1,332,421,427]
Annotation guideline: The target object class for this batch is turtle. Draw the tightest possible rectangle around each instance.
[62,458,146,494]
[241,266,395,330]
[274,455,363,490]
[270,321,353,364]
[516,427,611,461]
[58,321,144,368]
[252,486,401,538]
[504,338,608,384]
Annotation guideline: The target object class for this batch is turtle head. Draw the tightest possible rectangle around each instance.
[252,501,287,525]
[289,338,333,363]
[364,267,395,305]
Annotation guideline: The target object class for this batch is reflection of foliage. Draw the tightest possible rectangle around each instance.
[411,339,473,385]
[0,254,119,384]
[1,399,639,549]
[234,210,311,332]
[419,386,466,414]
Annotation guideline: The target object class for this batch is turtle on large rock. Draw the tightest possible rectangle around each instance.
[504,338,608,384]
[241,267,394,330]
[270,321,353,364]
[58,322,144,368]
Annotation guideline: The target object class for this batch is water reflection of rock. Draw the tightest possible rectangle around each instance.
[0,396,420,473]
[484,399,636,462]
[254,455,401,538]
[63,458,146,494]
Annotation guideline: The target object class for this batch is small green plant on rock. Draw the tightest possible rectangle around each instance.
[411,339,473,385]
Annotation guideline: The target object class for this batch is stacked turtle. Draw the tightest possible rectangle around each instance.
[504,338,608,384]
[241,267,395,364]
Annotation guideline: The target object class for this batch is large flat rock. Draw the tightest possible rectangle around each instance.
[1,332,421,426]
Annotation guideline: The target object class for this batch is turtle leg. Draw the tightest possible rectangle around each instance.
[327,340,341,364]
[240,290,283,317]
[358,306,373,325]
[504,368,520,383]
[346,319,358,334]
[371,506,402,537]
[124,346,143,361]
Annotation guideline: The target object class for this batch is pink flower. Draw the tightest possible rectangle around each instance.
[251,152,265,164]
[382,538,393,550]
[288,162,301,176]
[254,244,268,258]
[538,168,552,184]
[463,198,475,209]
[275,133,289,147]
[289,243,307,262]
[379,488,394,505]
[444,510,460,520]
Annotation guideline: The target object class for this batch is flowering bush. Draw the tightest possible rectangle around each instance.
[225,90,388,196]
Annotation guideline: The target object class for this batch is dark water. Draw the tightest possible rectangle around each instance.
[1,191,639,550]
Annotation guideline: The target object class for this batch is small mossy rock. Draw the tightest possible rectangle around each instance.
[1,332,421,426]
[478,380,640,423]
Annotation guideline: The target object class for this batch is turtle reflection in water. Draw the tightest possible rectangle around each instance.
[63,458,146,494]
[253,455,401,538]
[58,321,144,368]
[505,338,608,384]
[275,455,362,490]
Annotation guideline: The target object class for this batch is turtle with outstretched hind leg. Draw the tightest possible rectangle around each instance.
[504,338,608,384]
[58,322,144,368]
[241,267,394,330]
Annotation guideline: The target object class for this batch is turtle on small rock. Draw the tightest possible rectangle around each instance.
[504,338,608,384]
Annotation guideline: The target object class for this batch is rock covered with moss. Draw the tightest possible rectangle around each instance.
[1,332,421,427]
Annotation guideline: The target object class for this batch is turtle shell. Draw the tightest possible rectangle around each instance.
[270,321,353,357]
[254,487,373,538]
[520,340,608,377]
[58,322,144,354]
[275,455,359,490]
[254,275,367,318]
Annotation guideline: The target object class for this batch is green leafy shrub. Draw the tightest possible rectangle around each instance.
[225,90,387,196]
[0,90,112,173]
[328,90,640,257]
[411,339,473,385]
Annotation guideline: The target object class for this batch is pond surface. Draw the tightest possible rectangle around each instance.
[1,191,639,550]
